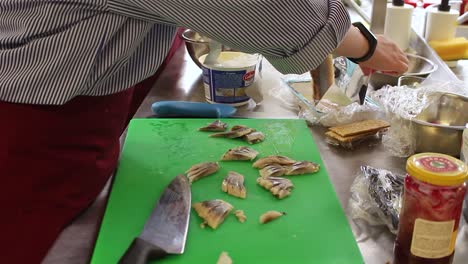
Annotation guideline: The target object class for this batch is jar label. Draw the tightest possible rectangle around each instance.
[202,67,254,104]
[418,156,458,173]
[410,218,455,259]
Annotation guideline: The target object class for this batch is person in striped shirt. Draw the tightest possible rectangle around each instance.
[0,0,408,262]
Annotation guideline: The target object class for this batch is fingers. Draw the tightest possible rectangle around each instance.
[393,59,409,75]
[380,71,401,77]
[383,61,407,76]
[360,66,375,76]
[392,42,409,74]
[401,53,410,64]
[394,53,409,75]
[357,34,412,76]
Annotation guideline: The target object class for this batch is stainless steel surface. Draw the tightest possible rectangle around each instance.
[139,174,191,254]
[369,53,438,89]
[412,92,468,156]
[180,29,235,69]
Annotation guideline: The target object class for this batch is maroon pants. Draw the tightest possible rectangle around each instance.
[0,30,183,263]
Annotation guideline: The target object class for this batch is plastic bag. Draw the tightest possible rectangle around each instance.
[312,101,385,127]
[349,166,405,234]
[272,57,385,127]
[258,59,301,111]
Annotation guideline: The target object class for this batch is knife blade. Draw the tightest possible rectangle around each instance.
[118,174,191,264]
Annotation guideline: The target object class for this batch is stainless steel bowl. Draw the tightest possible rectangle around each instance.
[370,54,438,89]
[180,29,235,68]
[411,92,468,157]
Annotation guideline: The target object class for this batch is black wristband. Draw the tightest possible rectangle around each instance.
[347,22,378,64]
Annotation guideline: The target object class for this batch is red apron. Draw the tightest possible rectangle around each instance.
[0,29,184,263]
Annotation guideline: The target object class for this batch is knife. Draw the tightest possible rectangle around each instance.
[118,175,191,264]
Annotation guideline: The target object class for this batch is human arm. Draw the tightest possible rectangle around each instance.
[334,25,409,75]
[107,0,351,74]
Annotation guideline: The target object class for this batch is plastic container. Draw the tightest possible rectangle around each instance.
[397,76,426,88]
[384,0,414,51]
[200,52,258,106]
[394,153,468,264]
[424,1,459,41]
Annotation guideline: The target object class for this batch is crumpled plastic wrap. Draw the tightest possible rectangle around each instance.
[270,57,385,127]
[369,79,468,157]
[255,59,301,111]
[308,102,385,127]
[325,129,386,150]
[349,166,405,234]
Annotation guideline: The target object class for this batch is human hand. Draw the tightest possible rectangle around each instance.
[359,35,409,76]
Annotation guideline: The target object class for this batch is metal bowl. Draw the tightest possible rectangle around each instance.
[370,54,438,89]
[180,29,236,68]
[411,92,468,157]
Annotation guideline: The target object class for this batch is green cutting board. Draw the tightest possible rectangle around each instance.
[90,118,363,264]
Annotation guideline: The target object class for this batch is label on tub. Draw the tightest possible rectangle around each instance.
[202,66,255,104]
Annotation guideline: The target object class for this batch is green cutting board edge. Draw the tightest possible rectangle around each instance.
[90,118,363,264]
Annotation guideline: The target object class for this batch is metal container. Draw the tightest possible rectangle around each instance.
[397,76,426,88]
[412,92,468,157]
[179,29,235,68]
[369,54,437,89]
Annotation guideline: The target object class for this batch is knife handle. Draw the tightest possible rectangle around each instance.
[151,101,237,118]
[118,237,167,264]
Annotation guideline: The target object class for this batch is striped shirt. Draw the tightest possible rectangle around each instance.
[0,0,350,105]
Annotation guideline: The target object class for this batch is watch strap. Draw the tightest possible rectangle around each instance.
[348,22,378,64]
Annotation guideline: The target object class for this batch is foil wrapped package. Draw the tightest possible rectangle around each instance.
[349,166,405,234]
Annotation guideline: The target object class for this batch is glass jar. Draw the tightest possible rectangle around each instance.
[394,153,468,264]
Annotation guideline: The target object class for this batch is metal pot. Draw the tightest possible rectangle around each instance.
[179,29,236,68]
[369,54,438,90]
[412,92,468,157]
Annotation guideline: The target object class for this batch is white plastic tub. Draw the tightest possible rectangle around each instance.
[200,52,258,106]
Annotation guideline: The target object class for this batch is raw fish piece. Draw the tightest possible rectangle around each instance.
[259,211,285,224]
[259,164,286,178]
[198,120,228,132]
[221,146,259,161]
[210,126,254,138]
[230,125,248,131]
[252,155,296,169]
[217,252,233,264]
[185,162,219,183]
[221,171,247,199]
[234,210,247,223]
[192,199,233,229]
[256,176,294,199]
[243,131,265,144]
[285,161,320,175]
